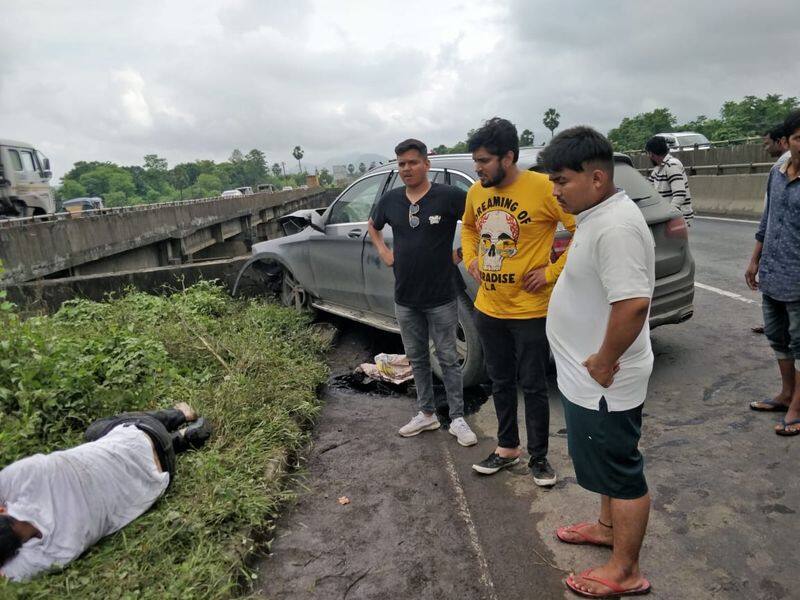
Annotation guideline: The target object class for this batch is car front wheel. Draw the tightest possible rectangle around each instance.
[429,293,486,388]
[280,267,311,312]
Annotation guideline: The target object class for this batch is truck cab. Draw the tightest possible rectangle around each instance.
[0,139,56,217]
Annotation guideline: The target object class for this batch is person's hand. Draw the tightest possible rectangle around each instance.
[453,248,463,265]
[522,267,548,293]
[745,260,759,291]
[467,258,480,283]
[380,248,394,267]
[583,353,620,388]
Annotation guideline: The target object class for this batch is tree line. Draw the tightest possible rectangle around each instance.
[58,147,335,208]
[608,94,799,151]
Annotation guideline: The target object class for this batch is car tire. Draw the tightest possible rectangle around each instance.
[429,293,486,388]
[280,267,312,313]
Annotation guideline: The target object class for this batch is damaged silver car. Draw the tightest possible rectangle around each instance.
[235,148,695,387]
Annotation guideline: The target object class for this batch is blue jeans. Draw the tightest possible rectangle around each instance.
[763,294,800,370]
[395,300,464,418]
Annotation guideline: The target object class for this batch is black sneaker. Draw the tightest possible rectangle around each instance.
[530,457,557,487]
[472,452,520,475]
[179,417,213,450]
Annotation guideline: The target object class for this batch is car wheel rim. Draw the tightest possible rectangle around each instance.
[281,271,306,310]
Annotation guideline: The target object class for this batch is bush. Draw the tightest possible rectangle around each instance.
[0,281,329,598]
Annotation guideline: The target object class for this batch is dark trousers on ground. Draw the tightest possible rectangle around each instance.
[84,408,190,484]
[474,311,550,463]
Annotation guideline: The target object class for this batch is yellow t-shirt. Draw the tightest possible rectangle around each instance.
[461,170,576,319]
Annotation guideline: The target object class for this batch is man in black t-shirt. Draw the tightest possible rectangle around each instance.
[368,139,477,447]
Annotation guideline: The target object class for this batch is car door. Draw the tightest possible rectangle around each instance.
[309,172,389,309]
[363,169,445,318]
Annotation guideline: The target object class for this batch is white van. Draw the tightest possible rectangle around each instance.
[221,189,244,198]
[0,139,55,217]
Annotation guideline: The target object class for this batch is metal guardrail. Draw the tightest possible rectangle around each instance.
[0,189,328,229]
[636,162,774,176]
[624,136,762,155]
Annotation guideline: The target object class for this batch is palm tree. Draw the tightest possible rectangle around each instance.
[543,108,560,139]
[292,146,304,173]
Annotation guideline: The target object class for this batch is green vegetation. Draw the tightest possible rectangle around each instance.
[57,148,321,208]
[0,281,329,599]
[608,94,800,151]
[542,108,560,139]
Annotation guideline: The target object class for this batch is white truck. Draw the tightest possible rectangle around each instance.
[0,139,56,217]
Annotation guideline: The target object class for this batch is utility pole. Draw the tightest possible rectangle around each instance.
[281,162,286,178]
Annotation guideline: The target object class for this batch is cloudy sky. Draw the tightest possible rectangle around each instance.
[2,0,797,181]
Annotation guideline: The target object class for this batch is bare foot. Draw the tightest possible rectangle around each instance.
[567,564,648,597]
[557,521,613,546]
[495,446,521,459]
[174,402,198,422]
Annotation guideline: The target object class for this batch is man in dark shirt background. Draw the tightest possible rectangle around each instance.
[746,110,800,435]
[368,138,477,447]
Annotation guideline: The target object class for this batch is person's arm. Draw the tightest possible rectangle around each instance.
[666,164,688,212]
[584,297,651,387]
[367,218,393,267]
[460,188,480,283]
[522,187,576,292]
[583,226,653,388]
[746,169,774,290]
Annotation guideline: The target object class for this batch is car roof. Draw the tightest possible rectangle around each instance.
[0,139,38,149]
[368,146,632,175]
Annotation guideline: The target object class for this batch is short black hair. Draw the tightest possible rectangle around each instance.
[783,109,800,139]
[394,138,428,157]
[539,126,614,176]
[0,515,22,566]
[467,117,520,163]
[644,135,670,156]
[766,123,786,142]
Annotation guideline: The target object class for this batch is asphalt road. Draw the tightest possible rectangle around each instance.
[258,217,797,600]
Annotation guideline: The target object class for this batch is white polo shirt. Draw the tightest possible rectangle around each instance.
[546,190,655,412]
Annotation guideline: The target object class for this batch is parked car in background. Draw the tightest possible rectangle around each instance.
[62,197,104,213]
[237,186,254,195]
[655,132,711,151]
[281,186,294,192]
[221,189,244,198]
[257,183,277,193]
[236,149,695,387]
[0,138,55,217]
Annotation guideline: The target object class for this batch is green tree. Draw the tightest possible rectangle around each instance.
[271,163,282,178]
[358,162,366,174]
[192,173,223,198]
[543,108,560,139]
[244,149,267,186]
[347,163,355,175]
[319,168,333,186]
[519,128,535,146]
[292,146,304,173]
[59,179,87,201]
[607,108,677,150]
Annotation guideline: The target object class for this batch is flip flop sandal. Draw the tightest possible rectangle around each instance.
[750,399,790,412]
[566,569,651,598]
[556,522,613,547]
[775,417,800,436]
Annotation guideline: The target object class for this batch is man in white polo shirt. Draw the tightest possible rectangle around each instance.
[540,127,655,598]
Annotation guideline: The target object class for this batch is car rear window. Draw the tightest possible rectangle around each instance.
[614,163,654,202]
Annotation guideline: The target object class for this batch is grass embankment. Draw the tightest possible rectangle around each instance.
[0,282,329,598]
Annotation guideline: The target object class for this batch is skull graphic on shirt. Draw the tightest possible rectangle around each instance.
[477,210,520,272]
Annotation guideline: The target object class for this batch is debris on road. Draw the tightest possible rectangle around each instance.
[356,353,413,384]
[337,496,351,505]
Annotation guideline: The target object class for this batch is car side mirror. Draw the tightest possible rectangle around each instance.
[309,210,325,232]
[43,158,51,170]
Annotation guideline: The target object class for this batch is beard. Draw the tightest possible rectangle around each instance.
[481,164,506,188]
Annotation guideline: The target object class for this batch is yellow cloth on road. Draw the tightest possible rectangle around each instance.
[461,170,576,319]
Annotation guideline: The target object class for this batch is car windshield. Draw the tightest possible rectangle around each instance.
[676,134,708,147]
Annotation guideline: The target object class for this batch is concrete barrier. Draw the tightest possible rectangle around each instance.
[688,173,767,219]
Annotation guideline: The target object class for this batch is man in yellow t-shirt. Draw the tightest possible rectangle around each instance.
[461,117,575,486]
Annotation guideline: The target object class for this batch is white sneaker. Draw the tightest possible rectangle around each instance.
[398,411,440,437]
[448,417,477,446]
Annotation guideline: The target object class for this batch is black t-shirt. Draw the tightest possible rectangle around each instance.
[371,183,466,308]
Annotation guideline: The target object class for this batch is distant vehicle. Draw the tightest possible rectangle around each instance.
[299,184,309,190]
[221,189,244,198]
[0,138,55,217]
[281,186,293,191]
[62,197,104,213]
[257,183,277,193]
[236,186,254,195]
[654,132,711,151]
[236,149,694,387]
